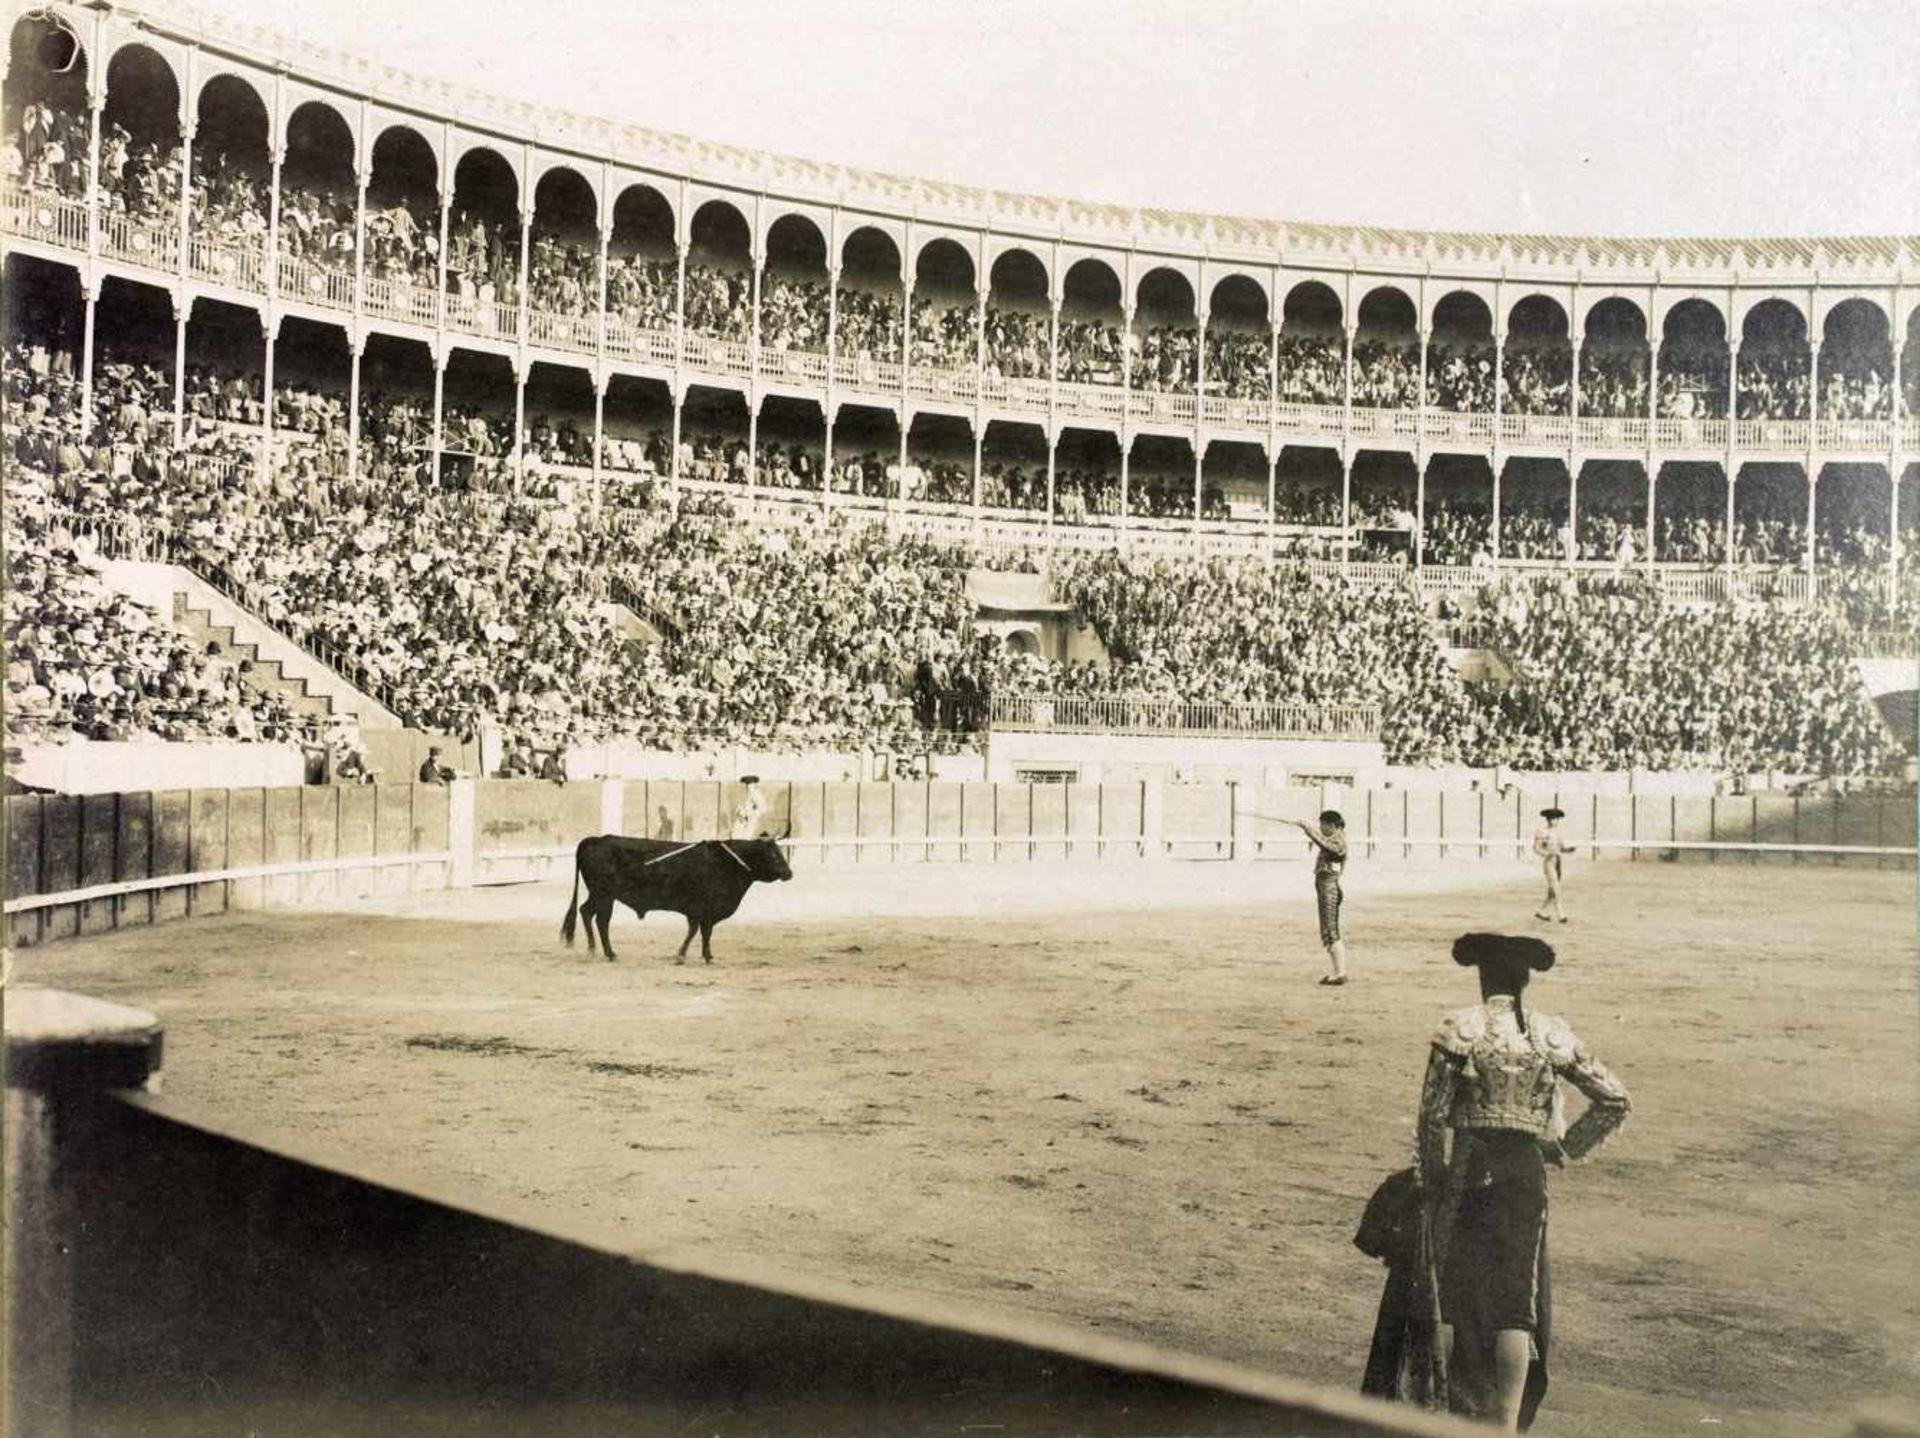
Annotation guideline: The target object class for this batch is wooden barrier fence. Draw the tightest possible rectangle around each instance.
[6,779,1913,944]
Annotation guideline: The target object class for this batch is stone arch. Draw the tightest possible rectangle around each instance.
[1282,277,1344,330]
[282,97,355,196]
[984,238,1050,294]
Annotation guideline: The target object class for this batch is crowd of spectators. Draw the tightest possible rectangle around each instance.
[8,98,88,198]
[1131,326,1196,393]
[528,230,596,317]
[1500,345,1571,416]
[836,286,902,363]
[277,184,355,277]
[5,499,312,744]
[761,273,830,353]
[1579,349,1647,417]
[1047,551,1478,764]
[1737,349,1811,421]
[6,310,1913,772]
[984,308,1049,380]
[605,254,678,334]
[1206,330,1270,399]
[1474,573,1901,774]
[1275,335,1343,405]
[1427,343,1495,411]
[189,153,268,265]
[912,297,976,369]
[1059,316,1124,385]
[444,207,521,319]
[684,262,752,341]
[1658,353,1729,419]
[1351,340,1420,409]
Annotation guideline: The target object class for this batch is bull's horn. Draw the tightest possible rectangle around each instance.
[779,821,792,840]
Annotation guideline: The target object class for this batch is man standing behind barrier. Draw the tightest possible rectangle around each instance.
[1286,811,1351,985]
[731,775,769,839]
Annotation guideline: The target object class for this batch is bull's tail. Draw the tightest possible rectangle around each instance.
[561,844,584,947]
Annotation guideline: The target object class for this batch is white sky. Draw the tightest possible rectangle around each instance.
[225,0,1918,238]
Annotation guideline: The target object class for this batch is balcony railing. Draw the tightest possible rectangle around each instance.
[1734,418,1811,452]
[991,691,1382,742]
[1652,416,1729,449]
[276,254,354,310]
[604,316,676,366]
[527,307,596,355]
[97,208,180,271]
[443,292,519,343]
[1574,416,1649,449]
[1275,401,1345,436]
[2,182,89,250]
[362,273,437,327]
[188,234,266,293]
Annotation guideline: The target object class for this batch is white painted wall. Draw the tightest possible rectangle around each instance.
[9,741,307,795]
[984,730,1385,786]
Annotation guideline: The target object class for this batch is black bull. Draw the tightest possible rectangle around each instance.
[561,834,793,963]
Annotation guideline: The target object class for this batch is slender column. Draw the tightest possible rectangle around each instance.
[516,193,531,346]
[823,401,835,507]
[1341,322,1354,445]
[1491,453,1503,565]
[674,240,688,369]
[670,382,683,482]
[827,260,841,382]
[347,331,363,481]
[78,282,98,441]
[1558,457,1576,567]
[352,167,368,317]
[1491,326,1506,565]
[1416,328,1429,440]
[1492,331,1505,441]
[1647,333,1661,564]
[1339,447,1352,572]
[1889,312,1905,602]
[1725,337,1741,573]
[1415,454,1427,568]
[266,142,284,298]
[824,264,840,505]
[899,272,913,406]
[591,372,605,510]
[1805,339,1820,590]
[747,399,759,493]
[1045,425,1058,528]
[176,115,194,283]
[430,344,446,482]
[749,242,764,371]
[971,424,983,512]
[512,355,527,481]
[1570,327,1583,440]
[1268,320,1281,433]
[896,408,909,506]
[1120,300,1136,522]
[84,89,103,260]
[1193,307,1208,522]
[594,213,610,364]
[1645,462,1657,576]
[171,297,187,449]
[435,171,451,332]
[259,314,276,489]
[1265,445,1277,538]
[1567,328,1583,568]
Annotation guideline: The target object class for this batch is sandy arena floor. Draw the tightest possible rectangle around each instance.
[15,853,1919,1437]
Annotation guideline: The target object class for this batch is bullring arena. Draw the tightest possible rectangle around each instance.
[4,0,1920,1434]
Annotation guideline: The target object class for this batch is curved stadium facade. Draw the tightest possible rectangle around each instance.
[3,0,1916,600]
